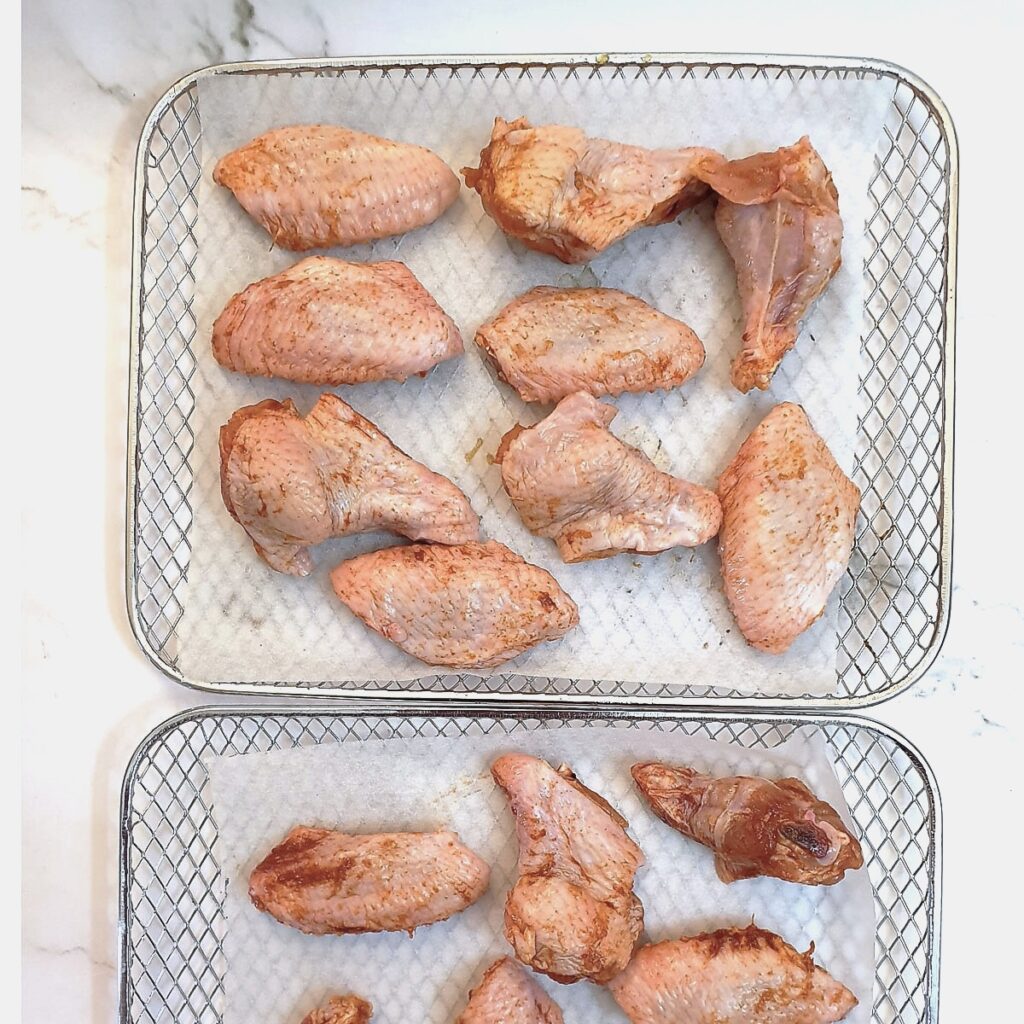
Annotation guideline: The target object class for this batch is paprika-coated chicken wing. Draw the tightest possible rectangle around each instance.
[329,540,578,669]
[491,753,644,984]
[456,958,564,1024]
[301,995,373,1024]
[463,117,714,263]
[249,827,490,935]
[631,762,863,885]
[213,124,459,251]
[497,392,721,562]
[219,395,478,576]
[212,256,463,386]
[717,403,859,653]
[695,138,843,392]
[607,926,857,1024]
[475,286,705,403]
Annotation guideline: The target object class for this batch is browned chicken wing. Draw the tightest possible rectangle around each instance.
[248,826,490,935]
[475,286,705,402]
[329,540,579,668]
[456,957,564,1024]
[631,762,863,885]
[219,395,479,576]
[717,403,860,653]
[213,124,460,251]
[212,256,463,386]
[492,754,644,984]
[301,994,373,1024]
[607,926,857,1024]
[463,117,714,263]
[695,138,843,392]
[497,392,722,562]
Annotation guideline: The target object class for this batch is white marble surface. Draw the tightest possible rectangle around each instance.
[21,1,1022,1020]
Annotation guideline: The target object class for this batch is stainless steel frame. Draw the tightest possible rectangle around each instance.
[118,703,943,1023]
[126,54,957,707]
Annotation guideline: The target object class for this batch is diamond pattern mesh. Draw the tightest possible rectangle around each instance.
[127,58,954,705]
[119,708,940,1023]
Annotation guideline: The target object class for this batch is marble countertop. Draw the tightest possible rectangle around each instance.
[22,0,1021,1020]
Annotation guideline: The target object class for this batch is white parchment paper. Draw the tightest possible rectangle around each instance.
[177,70,895,694]
[205,727,874,1024]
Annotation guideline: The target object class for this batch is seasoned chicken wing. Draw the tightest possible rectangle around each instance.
[330,540,578,668]
[608,926,857,1024]
[248,827,490,935]
[475,286,705,402]
[212,256,463,386]
[492,754,644,984]
[695,138,843,392]
[717,403,859,653]
[301,994,373,1024]
[497,392,721,562]
[456,957,564,1024]
[213,124,459,251]
[219,395,478,576]
[631,762,863,885]
[463,117,714,263]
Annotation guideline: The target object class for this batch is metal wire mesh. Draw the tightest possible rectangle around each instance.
[127,56,955,706]
[118,705,941,1024]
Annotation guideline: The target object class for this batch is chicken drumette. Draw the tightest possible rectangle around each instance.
[491,753,644,984]
[695,138,843,392]
[301,995,373,1024]
[632,762,863,885]
[497,392,721,562]
[219,395,478,576]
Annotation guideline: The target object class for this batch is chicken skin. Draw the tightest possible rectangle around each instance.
[456,958,564,1024]
[695,138,843,392]
[631,762,863,885]
[248,827,490,935]
[330,540,578,668]
[463,117,714,263]
[212,256,463,386]
[219,395,478,576]
[491,754,644,984]
[717,403,860,654]
[213,124,460,251]
[607,926,857,1024]
[497,393,722,562]
[475,286,705,403]
[301,995,373,1024]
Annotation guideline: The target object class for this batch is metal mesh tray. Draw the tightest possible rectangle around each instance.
[126,53,957,707]
[118,703,942,1023]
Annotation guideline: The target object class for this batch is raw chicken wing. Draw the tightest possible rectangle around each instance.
[717,403,859,653]
[695,138,843,392]
[476,286,705,402]
[632,762,863,885]
[220,395,478,576]
[492,753,644,984]
[212,256,463,385]
[213,124,459,250]
[463,117,714,263]
[301,995,373,1024]
[248,827,490,935]
[456,957,564,1024]
[497,392,722,561]
[607,926,857,1024]
[330,540,578,668]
